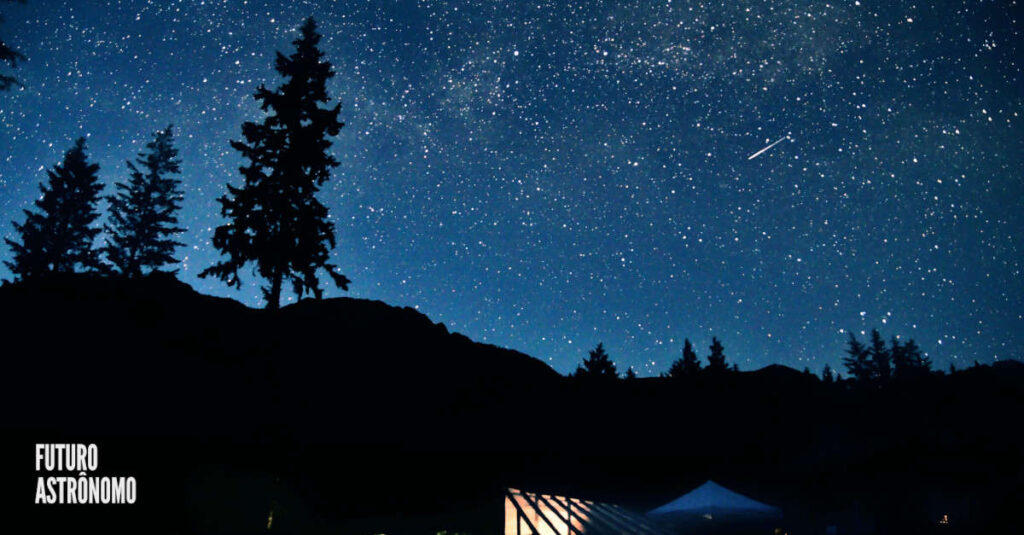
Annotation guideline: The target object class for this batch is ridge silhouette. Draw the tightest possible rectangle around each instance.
[0,273,1020,534]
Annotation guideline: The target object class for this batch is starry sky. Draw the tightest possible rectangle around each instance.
[1,0,1021,375]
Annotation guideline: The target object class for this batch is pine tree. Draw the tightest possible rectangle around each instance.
[574,342,618,379]
[624,366,637,380]
[903,339,931,378]
[103,125,185,276]
[869,329,891,382]
[706,336,728,373]
[1,0,26,92]
[842,332,873,384]
[200,17,350,309]
[665,358,685,379]
[666,338,701,379]
[892,336,932,379]
[822,363,834,384]
[681,338,700,374]
[891,336,908,379]
[5,137,103,278]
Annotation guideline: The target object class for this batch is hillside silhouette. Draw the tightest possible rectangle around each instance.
[1,273,1021,534]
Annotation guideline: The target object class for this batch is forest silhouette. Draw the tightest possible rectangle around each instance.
[0,272,1020,534]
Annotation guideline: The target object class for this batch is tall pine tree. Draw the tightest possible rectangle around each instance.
[103,125,185,276]
[666,338,701,378]
[5,137,103,278]
[892,336,931,379]
[842,331,873,384]
[890,337,906,378]
[200,17,350,309]
[574,342,618,379]
[868,329,891,382]
[904,339,931,378]
[822,363,835,384]
[706,336,728,373]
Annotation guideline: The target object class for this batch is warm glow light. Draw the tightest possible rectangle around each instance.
[505,489,591,535]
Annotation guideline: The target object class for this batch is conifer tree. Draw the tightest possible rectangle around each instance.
[682,338,701,375]
[706,336,728,373]
[892,336,932,379]
[842,332,873,384]
[574,342,618,379]
[822,363,834,384]
[103,125,185,276]
[903,339,931,378]
[624,366,637,380]
[666,338,701,379]
[5,137,103,278]
[200,17,349,309]
[868,329,891,382]
[0,0,26,92]
[891,336,908,379]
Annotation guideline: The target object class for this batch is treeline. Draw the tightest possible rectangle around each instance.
[2,17,348,310]
[572,329,960,385]
[571,336,738,380]
[839,329,938,383]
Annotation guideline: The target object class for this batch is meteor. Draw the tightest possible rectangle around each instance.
[747,136,790,160]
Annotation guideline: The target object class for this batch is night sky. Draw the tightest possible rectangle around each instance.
[1,0,1021,375]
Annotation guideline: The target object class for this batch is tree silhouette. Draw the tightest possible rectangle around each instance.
[891,336,931,380]
[822,363,834,384]
[890,337,906,378]
[0,0,26,92]
[868,329,891,382]
[706,336,728,373]
[574,342,618,379]
[624,366,637,380]
[200,17,349,309]
[666,338,700,379]
[103,125,185,276]
[842,332,873,384]
[903,339,931,378]
[5,137,103,278]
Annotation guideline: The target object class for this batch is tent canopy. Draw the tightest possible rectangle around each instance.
[647,480,782,517]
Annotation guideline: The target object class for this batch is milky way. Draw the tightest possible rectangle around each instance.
[1,0,1021,375]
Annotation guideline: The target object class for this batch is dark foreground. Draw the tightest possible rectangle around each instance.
[1,274,1020,534]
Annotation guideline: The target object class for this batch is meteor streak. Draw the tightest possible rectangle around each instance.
[747,136,790,160]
